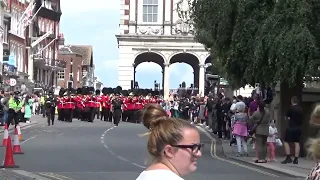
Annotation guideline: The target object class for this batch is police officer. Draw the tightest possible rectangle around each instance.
[7,91,22,128]
[111,94,122,126]
[45,92,56,126]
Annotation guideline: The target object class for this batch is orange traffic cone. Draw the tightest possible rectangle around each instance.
[12,127,24,154]
[0,136,19,168]
[1,124,9,147]
[17,125,23,141]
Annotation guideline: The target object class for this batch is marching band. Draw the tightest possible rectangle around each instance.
[54,86,163,124]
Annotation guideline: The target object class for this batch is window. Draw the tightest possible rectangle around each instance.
[58,70,65,79]
[142,0,158,22]
[3,23,8,43]
[19,47,23,72]
[46,22,49,32]
[45,48,49,58]
[70,64,73,73]
[77,67,80,81]
[15,12,18,34]
[17,47,20,71]
[49,47,52,59]
[19,12,24,36]
[42,20,45,32]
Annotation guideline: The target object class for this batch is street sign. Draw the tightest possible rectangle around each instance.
[9,78,16,86]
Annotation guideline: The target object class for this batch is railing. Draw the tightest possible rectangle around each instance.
[55,59,66,68]
[35,57,65,69]
[40,0,60,12]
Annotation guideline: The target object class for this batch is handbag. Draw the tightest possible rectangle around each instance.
[249,112,265,136]
[275,139,283,146]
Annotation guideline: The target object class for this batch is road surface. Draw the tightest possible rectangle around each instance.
[0,117,304,180]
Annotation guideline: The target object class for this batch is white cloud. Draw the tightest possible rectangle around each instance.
[61,0,120,14]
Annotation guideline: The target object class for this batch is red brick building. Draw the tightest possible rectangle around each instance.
[57,43,83,89]
[4,0,29,88]
[30,0,66,88]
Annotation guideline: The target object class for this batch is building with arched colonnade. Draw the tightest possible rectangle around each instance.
[116,0,212,99]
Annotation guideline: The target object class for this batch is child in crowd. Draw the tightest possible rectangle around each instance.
[267,120,278,162]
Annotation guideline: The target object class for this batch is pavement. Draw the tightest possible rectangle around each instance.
[198,125,315,178]
[0,117,306,179]
[220,137,314,178]
[0,117,39,134]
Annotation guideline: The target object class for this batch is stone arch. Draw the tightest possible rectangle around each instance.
[169,52,200,89]
[134,51,166,66]
[133,51,166,89]
[168,51,200,64]
[205,55,213,73]
[204,55,221,75]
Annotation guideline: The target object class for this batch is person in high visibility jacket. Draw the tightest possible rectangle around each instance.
[7,91,23,128]
[40,95,45,117]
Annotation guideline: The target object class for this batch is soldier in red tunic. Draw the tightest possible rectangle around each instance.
[85,87,96,122]
[100,88,111,121]
[56,88,65,121]
[73,88,81,120]
[75,88,85,121]
[64,89,76,122]
[121,95,129,122]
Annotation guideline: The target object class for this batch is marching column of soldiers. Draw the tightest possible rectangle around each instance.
[48,86,163,126]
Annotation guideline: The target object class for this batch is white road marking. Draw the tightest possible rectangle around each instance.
[38,172,73,180]
[132,163,146,168]
[108,150,115,155]
[117,156,129,162]
[58,133,64,136]
[196,126,279,177]
[100,125,146,168]
[21,135,37,145]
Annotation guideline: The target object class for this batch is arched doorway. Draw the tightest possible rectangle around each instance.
[169,53,200,90]
[205,55,221,75]
[133,52,165,89]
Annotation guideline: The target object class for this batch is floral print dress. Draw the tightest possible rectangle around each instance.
[307,162,320,180]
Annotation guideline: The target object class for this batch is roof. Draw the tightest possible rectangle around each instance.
[68,45,93,66]
[58,45,75,55]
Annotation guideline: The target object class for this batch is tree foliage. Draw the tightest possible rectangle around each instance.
[191,0,320,88]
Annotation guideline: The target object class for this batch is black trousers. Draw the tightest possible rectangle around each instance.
[7,109,20,129]
[46,107,55,125]
[113,109,122,125]
[102,108,111,121]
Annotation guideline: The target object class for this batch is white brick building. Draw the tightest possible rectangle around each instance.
[116,0,211,99]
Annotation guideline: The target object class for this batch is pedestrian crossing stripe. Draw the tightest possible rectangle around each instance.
[37,172,73,180]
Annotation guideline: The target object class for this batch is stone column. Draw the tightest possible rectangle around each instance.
[199,63,205,96]
[163,63,170,100]
[132,63,135,89]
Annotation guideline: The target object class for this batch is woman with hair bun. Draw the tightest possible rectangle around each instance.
[136,104,203,180]
[306,104,320,180]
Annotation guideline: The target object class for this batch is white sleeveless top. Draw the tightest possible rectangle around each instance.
[136,170,184,180]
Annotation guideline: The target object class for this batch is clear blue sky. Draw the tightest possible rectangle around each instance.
[60,0,194,89]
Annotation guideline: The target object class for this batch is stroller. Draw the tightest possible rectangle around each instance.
[229,115,254,146]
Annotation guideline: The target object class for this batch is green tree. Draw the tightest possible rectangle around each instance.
[191,0,320,139]
[191,0,319,90]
